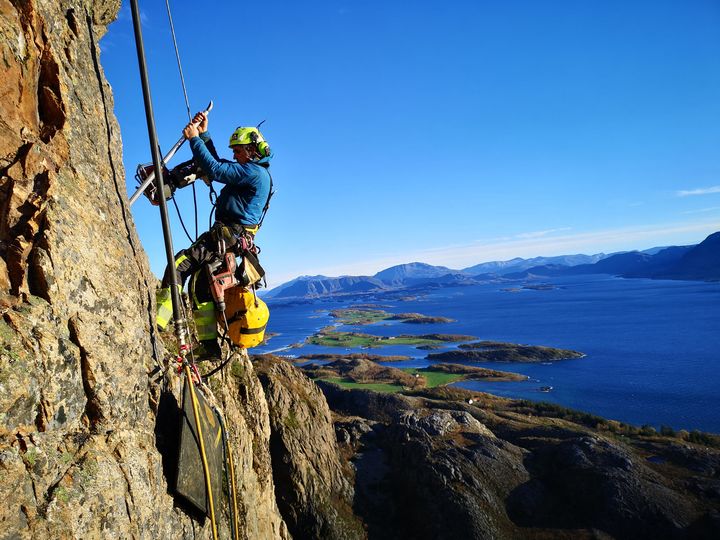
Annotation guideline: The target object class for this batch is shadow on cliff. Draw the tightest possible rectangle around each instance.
[153,389,207,523]
[349,424,406,540]
[504,435,719,539]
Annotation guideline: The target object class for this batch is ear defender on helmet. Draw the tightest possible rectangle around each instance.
[257,141,270,157]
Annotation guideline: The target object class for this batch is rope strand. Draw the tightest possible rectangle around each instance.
[165,0,192,121]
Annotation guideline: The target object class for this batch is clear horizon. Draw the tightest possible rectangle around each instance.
[267,223,717,286]
[102,1,720,289]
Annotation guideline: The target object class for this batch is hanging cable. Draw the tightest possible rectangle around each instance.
[164,0,204,243]
[192,182,198,240]
[171,196,195,244]
[165,0,192,121]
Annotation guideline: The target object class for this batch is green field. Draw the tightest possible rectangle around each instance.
[322,377,406,393]
[409,369,463,387]
[307,331,470,348]
[329,309,391,325]
[319,369,463,393]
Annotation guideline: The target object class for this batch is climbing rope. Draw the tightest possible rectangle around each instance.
[215,408,240,540]
[165,0,192,121]
[183,363,219,540]
[163,0,202,242]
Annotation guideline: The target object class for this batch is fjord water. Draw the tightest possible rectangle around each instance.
[261,275,720,433]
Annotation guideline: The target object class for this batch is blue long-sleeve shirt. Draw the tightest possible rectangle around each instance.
[189,132,272,226]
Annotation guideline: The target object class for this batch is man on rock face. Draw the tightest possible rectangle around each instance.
[156,112,272,358]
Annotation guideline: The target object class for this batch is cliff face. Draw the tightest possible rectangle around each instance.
[2,3,719,540]
[255,357,365,539]
[0,2,289,538]
[318,383,720,539]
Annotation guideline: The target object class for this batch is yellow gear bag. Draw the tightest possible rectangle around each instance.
[221,286,269,348]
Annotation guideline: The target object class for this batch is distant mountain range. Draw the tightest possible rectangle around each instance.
[265,232,720,299]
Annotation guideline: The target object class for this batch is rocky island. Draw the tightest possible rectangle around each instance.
[299,358,526,392]
[428,340,585,362]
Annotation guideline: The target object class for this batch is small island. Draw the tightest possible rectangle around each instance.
[260,332,280,345]
[329,307,454,326]
[427,340,584,363]
[523,283,558,291]
[295,352,413,363]
[306,327,476,349]
[501,283,558,293]
[302,358,526,393]
[391,312,456,324]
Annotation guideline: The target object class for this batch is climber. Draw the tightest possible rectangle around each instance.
[156,111,273,358]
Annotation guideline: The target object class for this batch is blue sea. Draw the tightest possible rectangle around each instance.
[257,275,720,433]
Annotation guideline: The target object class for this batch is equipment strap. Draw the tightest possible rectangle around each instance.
[238,325,267,335]
[258,170,274,228]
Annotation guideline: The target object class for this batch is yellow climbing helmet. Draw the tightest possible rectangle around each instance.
[228,126,270,157]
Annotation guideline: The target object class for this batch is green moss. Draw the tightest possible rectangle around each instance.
[284,410,300,429]
[77,459,98,484]
[60,451,73,464]
[0,362,9,385]
[0,320,15,342]
[54,486,70,504]
[24,447,38,467]
[25,294,50,308]
[230,360,246,380]
[0,320,25,373]
[208,376,222,394]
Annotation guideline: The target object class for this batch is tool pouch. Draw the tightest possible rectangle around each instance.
[222,287,269,348]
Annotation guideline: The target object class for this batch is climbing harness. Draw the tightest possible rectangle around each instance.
[188,229,269,351]
[207,252,238,313]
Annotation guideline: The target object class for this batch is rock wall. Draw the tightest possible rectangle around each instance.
[255,357,365,539]
[319,382,720,539]
[0,2,287,538]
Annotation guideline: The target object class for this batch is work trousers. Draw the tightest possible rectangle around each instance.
[156,222,250,335]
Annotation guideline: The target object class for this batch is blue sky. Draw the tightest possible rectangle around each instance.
[102,1,720,288]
